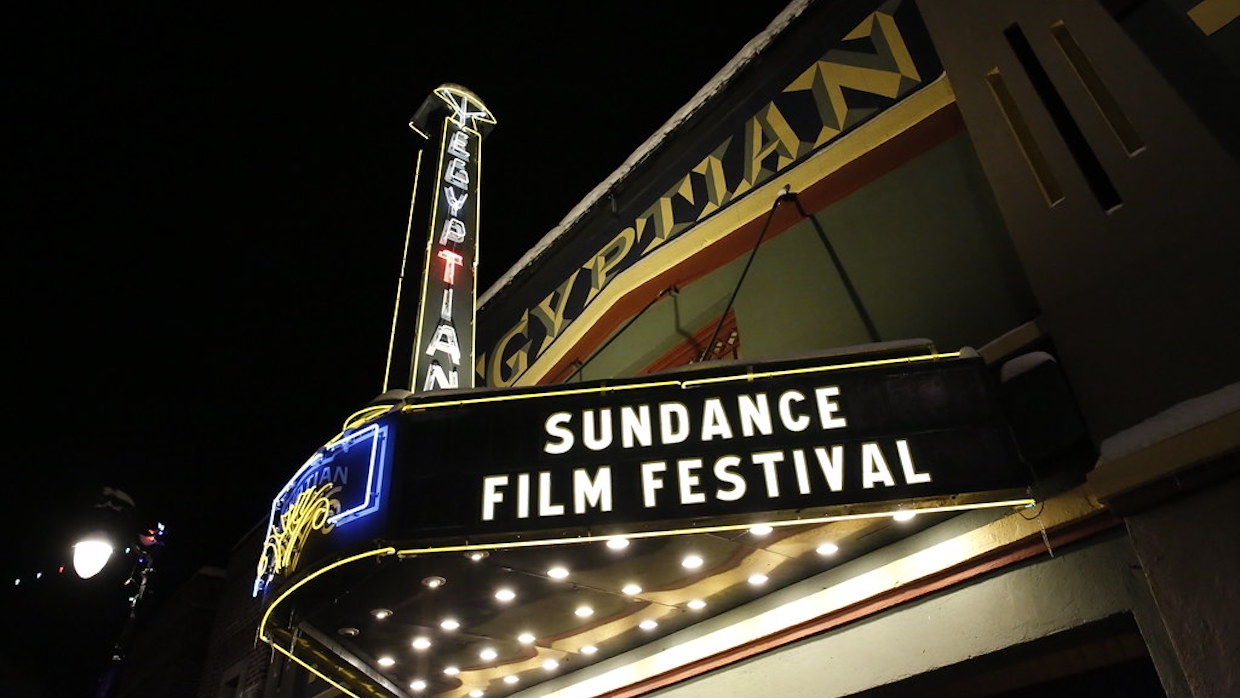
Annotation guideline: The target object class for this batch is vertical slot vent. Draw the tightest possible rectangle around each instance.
[986,68,1064,206]
[1051,21,1144,156]
[1004,23,1122,212]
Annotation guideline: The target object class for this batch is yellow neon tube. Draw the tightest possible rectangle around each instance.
[269,641,364,698]
[400,350,959,413]
[393,497,1034,557]
[259,547,395,643]
[678,351,960,388]
[401,379,683,411]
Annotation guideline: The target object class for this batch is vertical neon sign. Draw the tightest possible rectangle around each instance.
[409,84,495,391]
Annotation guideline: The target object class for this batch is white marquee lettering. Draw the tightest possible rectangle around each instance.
[815,386,848,429]
[713,455,746,501]
[445,187,468,216]
[737,393,773,437]
[537,471,565,516]
[861,442,896,488]
[659,403,690,444]
[778,390,811,431]
[700,398,733,441]
[583,409,613,451]
[438,249,464,284]
[516,473,531,518]
[423,362,458,391]
[448,130,470,159]
[440,217,467,245]
[481,475,508,521]
[573,467,613,513]
[477,383,948,525]
[792,449,812,494]
[897,439,931,484]
[815,445,845,491]
[620,405,653,448]
[440,288,454,320]
[677,458,706,504]
[751,451,785,497]
[445,157,469,188]
[543,412,574,455]
[425,323,461,364]
[641,461,667,508]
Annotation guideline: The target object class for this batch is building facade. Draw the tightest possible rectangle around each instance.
[205,0,1239,696]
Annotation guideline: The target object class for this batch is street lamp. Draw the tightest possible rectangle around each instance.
[71,488,167,698]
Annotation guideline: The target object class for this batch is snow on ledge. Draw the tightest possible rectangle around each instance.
[479,0,812,308]
[1098,381,1240,464]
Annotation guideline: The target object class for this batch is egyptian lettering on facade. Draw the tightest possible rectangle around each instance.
[481,2,935,387]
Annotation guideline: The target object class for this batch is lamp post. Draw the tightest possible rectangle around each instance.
[72,488,166,698]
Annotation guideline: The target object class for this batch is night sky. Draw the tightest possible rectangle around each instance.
[5,2,790,694]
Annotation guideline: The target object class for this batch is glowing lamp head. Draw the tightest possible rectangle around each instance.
[73,539,114,579]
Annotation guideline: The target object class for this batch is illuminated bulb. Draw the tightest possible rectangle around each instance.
[494,588,516,602]
[749,524,773,536]
[575,606,594,617]
[467,551,488,561]
[621,583,642,596]
[517,632,536,644]
[687,599,707,610]
[681,555,703,569]
[378,656,396,667]
[542,659,559,671]
[816,542,840,555]
[479,648,498,661]
[748,574,769,585]
[412,637,431,650]
[468,691,484,698]
[639,619,658,630]
[371,608,393,620]
[444,666,460,676]
[72,540,113,579]
[440,618,460,631]
[547,566,569,579]
[423,576,446,589]
[503,675,519,685]
[892,510,917,522]
[410,679,427,692]
[581,645,598,655]
[606,537,629,550]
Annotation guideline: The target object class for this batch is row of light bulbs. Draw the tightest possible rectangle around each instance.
[365,517,917,694]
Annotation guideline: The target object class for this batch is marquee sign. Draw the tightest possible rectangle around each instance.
[410,85,495,391]
[253,421,392,596]
[385,350,1031,547]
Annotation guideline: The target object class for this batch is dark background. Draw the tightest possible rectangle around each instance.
[4,2,791,694]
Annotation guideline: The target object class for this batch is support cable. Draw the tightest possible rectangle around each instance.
[789,193,881,344]
[564,286,679,382]
[698,191,790,363]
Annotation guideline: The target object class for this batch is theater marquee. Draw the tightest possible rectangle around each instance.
[386,348,1032,549]
[254,347,1032,599]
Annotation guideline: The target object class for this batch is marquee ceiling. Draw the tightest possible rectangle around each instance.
[277,513,944,698]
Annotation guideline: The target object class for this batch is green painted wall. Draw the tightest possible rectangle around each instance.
[581,133,1036,379]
